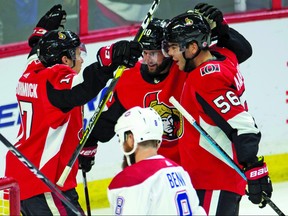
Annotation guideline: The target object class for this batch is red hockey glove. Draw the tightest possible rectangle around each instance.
[28,4,66,48]
[78,146,97,173]
[194,3,229,40]
[244,156,273,208]
[97,40,142,68]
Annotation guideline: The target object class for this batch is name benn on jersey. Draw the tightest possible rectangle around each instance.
[200,63,220,76]
[16,81,38,98]
[166,171,186,188]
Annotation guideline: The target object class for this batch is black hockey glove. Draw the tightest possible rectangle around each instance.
[244,156,273,208]
[194,3,229,40]
[97,40,143,68]
[28,4,67,48]
[78,146,97,173]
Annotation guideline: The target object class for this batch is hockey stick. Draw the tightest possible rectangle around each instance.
[56,0,161,187]
[0,134,83,216]
[169,96,286,216]
[82,170,91,216]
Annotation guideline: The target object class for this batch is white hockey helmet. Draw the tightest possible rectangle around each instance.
[115,106,163,155]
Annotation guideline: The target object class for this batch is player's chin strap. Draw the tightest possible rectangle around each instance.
[125,155,133,166]
[182,47,201,72]
[123,141,138,166]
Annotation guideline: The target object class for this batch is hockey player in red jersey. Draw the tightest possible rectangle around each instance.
[85,12,264,171]
[87,18,187,166]
[5,5,142,216]
[109,106,206,215]
[163,3,273,215]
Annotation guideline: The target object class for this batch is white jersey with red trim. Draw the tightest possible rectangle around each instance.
[108,155,206,215]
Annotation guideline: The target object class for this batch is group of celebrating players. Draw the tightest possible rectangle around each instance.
[5,2,273,216]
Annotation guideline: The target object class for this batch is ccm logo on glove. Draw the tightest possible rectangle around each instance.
[246,163,268,180]
[80,147,97,157]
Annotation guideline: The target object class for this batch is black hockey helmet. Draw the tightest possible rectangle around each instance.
[164,10,211,50]
[37,30,81,67]
[140,18,168,50]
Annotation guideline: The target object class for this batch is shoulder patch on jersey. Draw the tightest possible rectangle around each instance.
[200,63,220,76]
[23,73,30,78]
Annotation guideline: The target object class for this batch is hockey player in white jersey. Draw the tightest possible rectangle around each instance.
[108,106,206,215]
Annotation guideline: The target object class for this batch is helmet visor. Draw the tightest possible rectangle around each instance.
[161,40,186,57]
[80,43,87,59]
[68,42,87,61]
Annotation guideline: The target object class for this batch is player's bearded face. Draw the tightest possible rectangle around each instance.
[142,50,165,73]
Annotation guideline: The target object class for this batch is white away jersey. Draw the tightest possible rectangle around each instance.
[108,155,206,215]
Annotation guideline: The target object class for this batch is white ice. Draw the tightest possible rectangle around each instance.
[91,181,288,215]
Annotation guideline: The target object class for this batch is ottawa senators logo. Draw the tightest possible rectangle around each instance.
[200,63,220,76]
[144,92,183,141]
[58,31,66,40]
[185,17,193,26]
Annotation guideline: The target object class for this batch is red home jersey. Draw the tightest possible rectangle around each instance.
[5,59,83,200]
[109,61,187,164]
[179,46,260,195]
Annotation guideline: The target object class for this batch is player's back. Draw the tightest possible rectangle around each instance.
[6,59,82,200]
[149,157,206,215]
[108,155,206,215]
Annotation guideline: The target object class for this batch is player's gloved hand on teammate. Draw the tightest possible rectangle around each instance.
[194,3,229,40]
[28,4,67,48]
[97,40,143,68]
[244,156,273,208]
[78,145,98,173]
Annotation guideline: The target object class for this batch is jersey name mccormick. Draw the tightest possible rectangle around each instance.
[16,81,38,98]
[166,171,186,188]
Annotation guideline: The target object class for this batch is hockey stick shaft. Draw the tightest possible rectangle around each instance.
[57,0,161,187]
[169,96,246,179]
[0,134,82,216]
[169,96,285,216]
[262,192,285,216]
[82,170,91,216]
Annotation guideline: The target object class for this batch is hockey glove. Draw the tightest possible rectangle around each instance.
[78,146,97,173]
[97,40,143,68]
[194,3,229,40]
[244,156,273,208]
[28,4,67,48]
